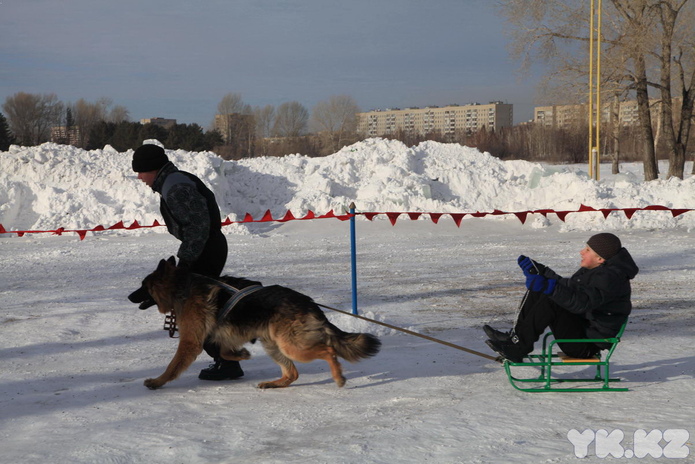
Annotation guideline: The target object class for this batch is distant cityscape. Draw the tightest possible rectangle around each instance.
[48,98,680,144]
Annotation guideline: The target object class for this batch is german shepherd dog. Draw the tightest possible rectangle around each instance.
[140,257,381,390]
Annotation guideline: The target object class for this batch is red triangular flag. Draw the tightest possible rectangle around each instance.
[386,212,401,225]
[109,221,125,230]
[260,210,274,222]
[599,209,613,219]
[301,211,316,220]
[92,225,105,231]
[514,212,528,224]
[363,213,378,221]
[643,205,668,211]
[0,224,6,233]
[671,208,690,217]
[623,208,638,219]
[127,220,140,230]
[279,210,296,222]
[319,210,336,218]
[242,213,254,222]
[578,204,597,212]
[555,211,569,222]
[429,213,442,224]
[450,213,465,227]
[408,212,422,220]
[77,230,88,240]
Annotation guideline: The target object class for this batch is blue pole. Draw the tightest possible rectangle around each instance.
[349,202,358,315]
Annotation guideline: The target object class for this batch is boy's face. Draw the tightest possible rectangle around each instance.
[580,245,605,269]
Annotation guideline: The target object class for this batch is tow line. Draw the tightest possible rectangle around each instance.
[318,303,499,362]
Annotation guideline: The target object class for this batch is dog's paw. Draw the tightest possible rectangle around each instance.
[144,378,164,390]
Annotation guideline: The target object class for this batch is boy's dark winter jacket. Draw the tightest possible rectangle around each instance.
[542,248,639,347]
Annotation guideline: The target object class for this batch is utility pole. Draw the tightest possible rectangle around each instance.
[588,0,602,180]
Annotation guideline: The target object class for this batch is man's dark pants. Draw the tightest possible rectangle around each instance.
[188,230,228,360]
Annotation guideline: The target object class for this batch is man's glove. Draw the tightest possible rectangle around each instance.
[128,285,156,310]
[525,274,557,295]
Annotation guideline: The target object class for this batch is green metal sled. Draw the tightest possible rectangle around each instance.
[503,321,628,392]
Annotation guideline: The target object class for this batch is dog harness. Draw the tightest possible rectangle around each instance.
[162,275,264,337]
[214,282,264,322]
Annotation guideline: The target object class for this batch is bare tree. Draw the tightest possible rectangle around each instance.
[500,0,695,180]
[217,93,252,116]
[253,104,275,156]
[72,98,109,148]
[214,93,253,151]
[2,92,63,146]
[107,105,130,123]
[652,0,695,178]
[310,95,361,154]
[273,101,308,137]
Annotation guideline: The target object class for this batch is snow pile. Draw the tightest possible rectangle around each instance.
[1,138,694,234]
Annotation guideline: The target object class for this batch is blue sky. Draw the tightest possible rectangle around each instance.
[1,0,545,128]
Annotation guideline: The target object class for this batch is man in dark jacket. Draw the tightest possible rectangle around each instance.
[127,144,243,381]
[484,233,639,363]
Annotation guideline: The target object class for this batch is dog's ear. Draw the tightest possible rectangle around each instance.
[156,259,167,273]
[167,256,177,267]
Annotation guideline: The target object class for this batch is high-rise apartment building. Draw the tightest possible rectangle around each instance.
[358,101,513,137]
[140,118,177,130]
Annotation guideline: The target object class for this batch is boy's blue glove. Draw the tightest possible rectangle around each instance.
[518,255,549,277]
[525,274,557,295]
[518,255,536,275]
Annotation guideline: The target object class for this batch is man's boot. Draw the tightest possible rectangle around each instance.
[198,360,244,381]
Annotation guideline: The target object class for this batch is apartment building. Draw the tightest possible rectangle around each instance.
[358,101,513,137]
[140,117,177,130]
[534,99,669,129]
[50,126,81,145]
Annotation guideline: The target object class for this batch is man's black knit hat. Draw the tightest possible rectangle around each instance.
[587,233,621,260]
[132,144,168,172]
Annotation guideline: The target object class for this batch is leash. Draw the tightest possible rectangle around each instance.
[317,303,499,362]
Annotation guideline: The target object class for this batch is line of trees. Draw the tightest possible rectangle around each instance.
[0,91,362,158]
[211,93,361,159]
[0,93,223,152]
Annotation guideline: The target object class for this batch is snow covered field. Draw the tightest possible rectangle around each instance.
[1,140,694,463]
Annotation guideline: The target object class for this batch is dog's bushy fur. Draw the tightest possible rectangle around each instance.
[141,257,381,389]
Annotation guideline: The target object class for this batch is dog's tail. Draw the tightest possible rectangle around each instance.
[329,324,381,362]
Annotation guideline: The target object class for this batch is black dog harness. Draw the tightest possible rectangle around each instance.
[163,275,263,338]
[213,281,264,322]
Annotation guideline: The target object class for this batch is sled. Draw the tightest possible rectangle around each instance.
[503,321,628,392]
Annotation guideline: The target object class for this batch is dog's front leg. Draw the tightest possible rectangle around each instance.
[144,337,203,389]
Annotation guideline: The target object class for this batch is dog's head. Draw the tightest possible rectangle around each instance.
[142,256,179,314]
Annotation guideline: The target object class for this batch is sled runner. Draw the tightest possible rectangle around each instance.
[502,320,628,392]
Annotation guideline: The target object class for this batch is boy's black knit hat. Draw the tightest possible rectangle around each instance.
[132,144,168,172]
[587,233,621,260]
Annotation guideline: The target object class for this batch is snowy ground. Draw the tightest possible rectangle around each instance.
[1,219,693,463]
[1,140,694,463]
